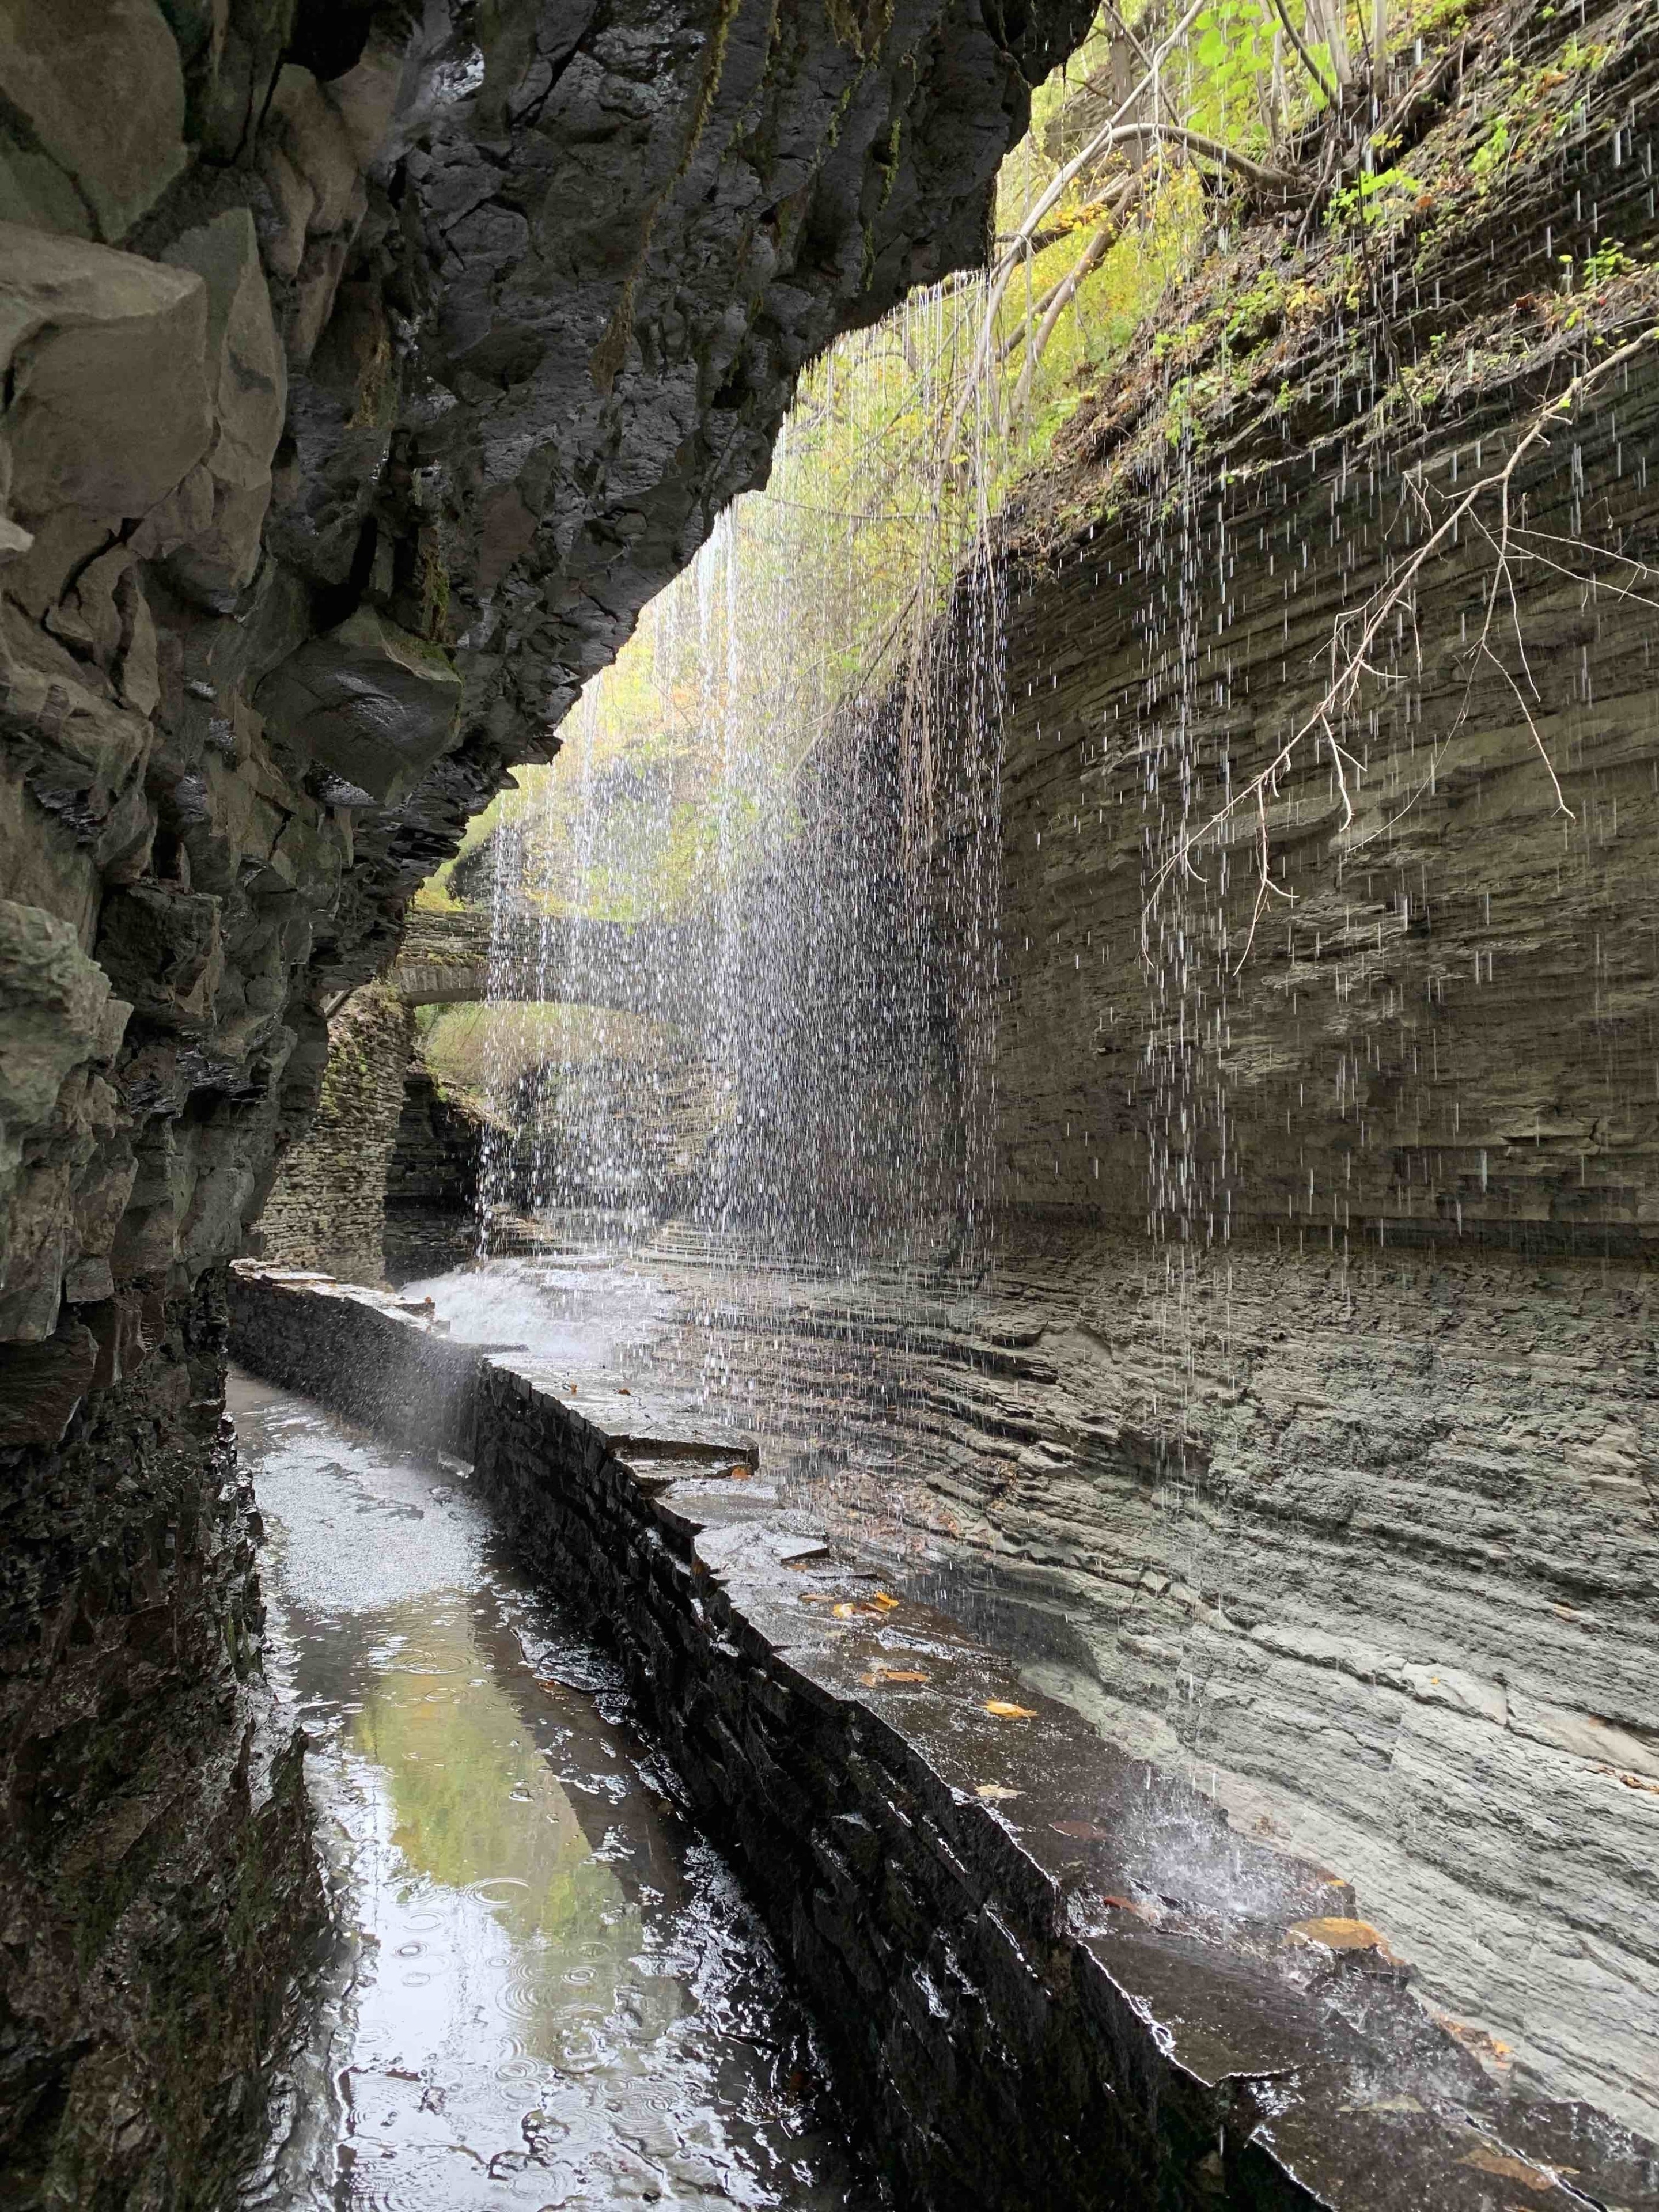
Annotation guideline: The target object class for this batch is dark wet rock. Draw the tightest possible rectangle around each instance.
[254,980,415,1284]
[0,1274,324,2208]
[255,606,465,804]
[0,0,1092,2191]
[384,1065,483,1211]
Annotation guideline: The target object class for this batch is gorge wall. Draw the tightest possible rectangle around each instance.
[948,0,1659,2137]
[0,0,1094,2194]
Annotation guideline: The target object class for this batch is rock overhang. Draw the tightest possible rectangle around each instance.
[0,0,1096,1410]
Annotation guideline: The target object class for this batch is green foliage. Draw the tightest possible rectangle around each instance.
[1326,165,1424,229]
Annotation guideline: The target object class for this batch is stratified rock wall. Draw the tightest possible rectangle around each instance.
[0,0,1091,2191]
[946,0,1659,2133]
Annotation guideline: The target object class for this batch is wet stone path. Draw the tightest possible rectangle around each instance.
[232,1372,877,2212]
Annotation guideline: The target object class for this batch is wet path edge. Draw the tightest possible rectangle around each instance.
[234,1369,876,2211]
[229,1263,1659,2212]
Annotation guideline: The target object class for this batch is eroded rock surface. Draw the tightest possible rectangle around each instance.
[0,0,1090,2192]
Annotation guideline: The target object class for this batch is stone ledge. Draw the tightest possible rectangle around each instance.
[226,1263,1659,2212]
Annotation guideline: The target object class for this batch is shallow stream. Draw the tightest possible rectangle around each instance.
[233,1370,876,2212]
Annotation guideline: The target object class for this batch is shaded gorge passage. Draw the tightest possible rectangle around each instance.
[232,1371,877,2212]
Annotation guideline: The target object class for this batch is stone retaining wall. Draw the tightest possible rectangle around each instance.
[226,1266,479,1463]
[228,1263,1659,2212]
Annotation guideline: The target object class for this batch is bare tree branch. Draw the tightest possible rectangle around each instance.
[1010,208,1130,418]
[1146,325,1659,961]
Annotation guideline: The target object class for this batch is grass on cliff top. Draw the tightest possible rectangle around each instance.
[1019,0,1657,543]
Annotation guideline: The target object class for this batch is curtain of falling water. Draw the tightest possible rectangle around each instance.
[475,276,1007,1280]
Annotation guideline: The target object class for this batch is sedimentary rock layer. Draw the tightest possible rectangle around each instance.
[899,0,1659,2131]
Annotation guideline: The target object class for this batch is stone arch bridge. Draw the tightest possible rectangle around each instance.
[388,906,711,1017]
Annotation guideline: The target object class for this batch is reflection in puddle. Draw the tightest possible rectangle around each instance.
[233,1371,876,2211]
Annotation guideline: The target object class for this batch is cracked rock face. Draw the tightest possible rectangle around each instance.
[0,0,1089,2192]
[0,0,1085,1391]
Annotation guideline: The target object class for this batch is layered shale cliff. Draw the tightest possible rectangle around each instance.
[941,0,1659,2137]
[0,0,1093,2195]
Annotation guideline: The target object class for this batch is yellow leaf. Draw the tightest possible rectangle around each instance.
[870,1591,900,1610]
[861,1666,928,1686]
[832,1601,858,1619]
[1288,1916,1407,1966]
[984,1699,1039,1720]
[1459,2145,1556,2191]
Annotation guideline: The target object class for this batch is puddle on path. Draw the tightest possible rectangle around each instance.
[232,1370,878,2212]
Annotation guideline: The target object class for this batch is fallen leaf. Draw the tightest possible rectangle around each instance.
[1459,2145,1556,2191]
[975,1783,1021,1801]
[618,1387,631,1396]
[1101,1893,1154,1920]
[832,1601,859,1618]
[862,1667,929,1686]
[1051,1819,1109,1841]
[728,1463,751,1480]
[1288,1916,1407,1967]
[870,1591,900,1610]
[984,1699,1039,1720]
[1431,2010,1513,2065]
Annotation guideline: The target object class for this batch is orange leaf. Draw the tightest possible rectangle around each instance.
[1288,1916,1407,1966]
[870,1591,900,1610]
[984,1699,1039,1720]
[1458,2145,1556,2191]
[861,1667,929,1687]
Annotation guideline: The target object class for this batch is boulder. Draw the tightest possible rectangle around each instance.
[0,0,186,242]
[0,222,211,526]
[254,607,464,806]
[96,882,225,1028]
[0,1316,97,1444]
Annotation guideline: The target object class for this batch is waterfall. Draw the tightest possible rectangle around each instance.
[474,277,1008,1282]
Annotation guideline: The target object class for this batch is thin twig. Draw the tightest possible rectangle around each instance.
[1147,326,1659,955]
